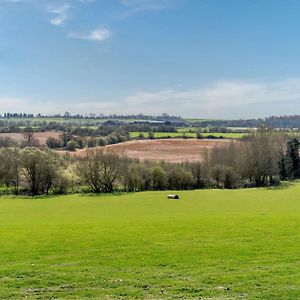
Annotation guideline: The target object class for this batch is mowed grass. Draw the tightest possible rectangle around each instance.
[130,131,246,139]
[1,184,300,298]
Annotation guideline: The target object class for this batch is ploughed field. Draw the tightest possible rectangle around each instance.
[0,131,61,145]
[75,139,232,162]
[1,183,300,298]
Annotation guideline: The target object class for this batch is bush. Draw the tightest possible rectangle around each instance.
[66,140,77,151]
[223,166,239,189]
[46,137,63,149]
[138,133,145,139]
[167,167,194,190]
[52,171,71,194]
[106,135,119,145]
[87,138,96,148]
[98,138,106,146]
[0,186,15,195]
[196,132,203,139]
[0,137,18,147]
[148,132,155,139]
[75,137,85,149]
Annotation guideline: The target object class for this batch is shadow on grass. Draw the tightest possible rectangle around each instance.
[30,191,130,200]
[2,181,299,200]
[77,191,129,198]
[0,190,143,201]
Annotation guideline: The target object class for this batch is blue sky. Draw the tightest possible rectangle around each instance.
[1,0,300,118]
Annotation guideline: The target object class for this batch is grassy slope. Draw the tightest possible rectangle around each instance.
[1,184,300,299]
[130,131,246,138]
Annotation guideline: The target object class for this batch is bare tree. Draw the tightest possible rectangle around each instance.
[21,149,59,195]
[211,165,224,188]
[22,127,40,147]
[77,149,125,193]
[0,148,21,194]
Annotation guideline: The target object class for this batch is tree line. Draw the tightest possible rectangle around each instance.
[193,115,300,129]
[0,128,299,196]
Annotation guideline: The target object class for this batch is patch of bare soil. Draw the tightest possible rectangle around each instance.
[0,131,62,145]
[73,139,233,163]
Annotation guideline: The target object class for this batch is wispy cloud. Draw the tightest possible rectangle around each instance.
[78,0,95,3]
[0,96,30,111]
[68,27,111,42]
[120,78,300,118]
[47,4,69,26]
[120,0,175,11]
[119,0,179,17]
[4,78,300,117]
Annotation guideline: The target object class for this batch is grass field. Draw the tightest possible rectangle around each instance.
[1,183,300,298]
[130,131,246,139]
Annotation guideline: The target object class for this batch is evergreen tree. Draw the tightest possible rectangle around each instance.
[286,139,300,178]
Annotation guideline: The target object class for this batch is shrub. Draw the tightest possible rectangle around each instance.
[98,138,106,146]
[0,137,18,147]
[138,133,145,139]
[46,137,63,149]
[167,167,194,190]
[66,140,77,151]
[87,138,96,148]
[223,166,239,189]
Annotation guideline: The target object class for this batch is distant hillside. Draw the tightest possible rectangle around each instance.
[187,115,300,128]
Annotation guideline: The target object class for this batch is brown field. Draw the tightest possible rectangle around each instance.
[73,139,233,163]
[0,131,61,145]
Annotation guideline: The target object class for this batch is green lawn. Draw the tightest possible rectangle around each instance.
[1,183,300,298]
[130,131,246,138]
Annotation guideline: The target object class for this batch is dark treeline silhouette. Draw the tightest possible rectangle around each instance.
[1,112,182,121]
[0,128,299,196]
[0,118,182,135]
[4,113,300,129]
[193,115,300,128]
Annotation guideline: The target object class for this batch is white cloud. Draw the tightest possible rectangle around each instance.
[0,97,67,115]
[47,4,69,26]
[3,78,300,118]
[40,78,300,118]
[68,27,111,42]
[120,78,300,118]
[0,96,30,111]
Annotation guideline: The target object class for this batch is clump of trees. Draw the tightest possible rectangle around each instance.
[207,128,287,187]
[279,138,300,180]
[45,131,129,151]
[76,150,125,193]
[0,128,299,196]
[0,148,71,196]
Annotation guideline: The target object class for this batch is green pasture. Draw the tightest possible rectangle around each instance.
[185,118,219,123]
[1,183,300,298]
[130,131,196,138]
[130,131,246,138]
